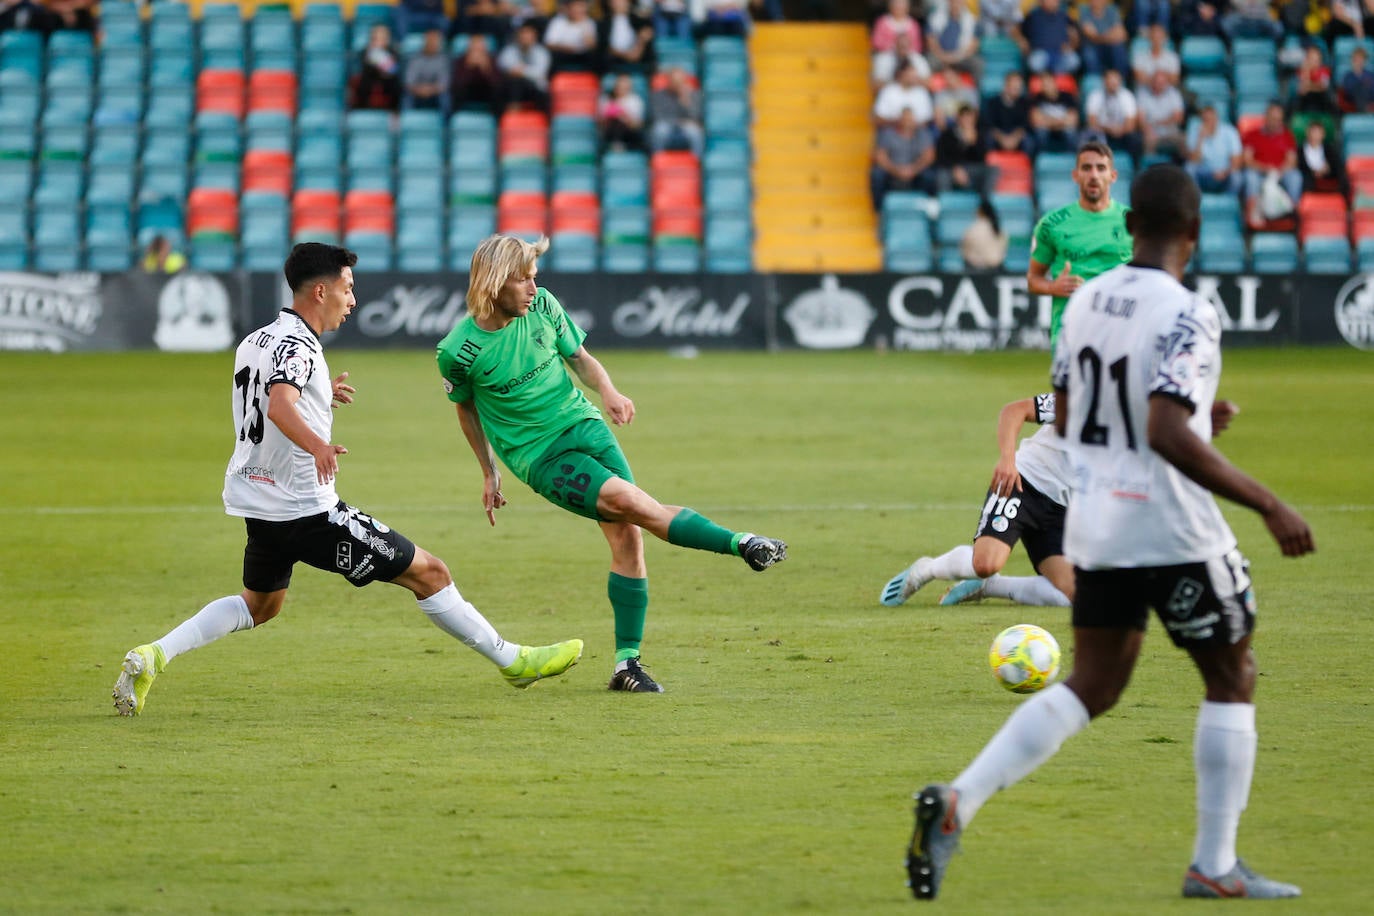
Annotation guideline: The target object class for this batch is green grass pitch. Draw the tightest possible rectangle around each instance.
[1,347,1370,914]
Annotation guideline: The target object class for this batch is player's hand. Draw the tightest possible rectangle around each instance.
[989,456,1023,498]
[482,475,507,527]
[1262,500,1315,557]
[1053,261,1083,297]
[313,444,348,484]
[331,371,355,407]
[603,390,635,426]
[1211,399,1239,435]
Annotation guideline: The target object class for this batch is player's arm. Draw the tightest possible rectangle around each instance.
[990,397,1038,496]
[454,399,506,526]
[564,345,635,426]
[1147,395,1314,557]
[265,383,347,485]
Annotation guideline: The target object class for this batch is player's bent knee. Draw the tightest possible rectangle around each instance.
[972,557,1005,579]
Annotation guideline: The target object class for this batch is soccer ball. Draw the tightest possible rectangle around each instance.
[988,624,1062,694]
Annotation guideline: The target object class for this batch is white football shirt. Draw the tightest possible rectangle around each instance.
[1014,392,1073,507]
[1051,264,1237,569]
[222,309,339,521]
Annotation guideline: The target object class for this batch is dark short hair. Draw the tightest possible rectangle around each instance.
[1128,163,1200,241]
[283,243,358,293]
[1076,139,1113,163]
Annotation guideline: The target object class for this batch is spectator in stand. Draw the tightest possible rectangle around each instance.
[1077,0,1129,76]
[870,106,938,208]
[454,0,518,44]
[749,0,785,24]
[0,0,51,33]
[1242,101,1303,223]
[961,198,1008,268]
[1176,0,1227,39]
[873,0,923,52]
[936,103,993,193]
[653,0,694,42]
[141,235,186,274]
[984,70,1035,155]
[353,23,403,111]
[1294,42,1341,114]
[871,29,931,93]
[451,33,505,114]
[927,0,982,83]
[1297,118,1347,192]
[406,28,451,111]
[1223,0,1284,39]
[394,0,450,39]
[544,0,599,74]
[497,20,552,111]
[976,0,1023,38]
[1016,0,1080,76]
[1132,23,1180,88]
[44,0,95,32]
[649,65,704,157]
[1325,0,1374,41]
[1185,101,1244,193]
[702,0,751,36]
[1340,45,1374,110]
[598,72,647,150]
[599,0,655,74]
[873,57,938,130]
[1131,0,1172,33]
[1084,68,1140,163]
[1138,69,1187,162]
[1029,71,1080,152]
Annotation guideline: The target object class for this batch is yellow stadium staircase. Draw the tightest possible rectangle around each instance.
[750,23,880,272]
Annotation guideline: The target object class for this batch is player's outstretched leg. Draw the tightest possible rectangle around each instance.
[608,657,664,693]
[738,533,787,571]
[939,578,988,606]
[500,639,585,689]
[1182,860,1301,899]
[906,784,962,900]
[881,557,934,607]
[112,644,166,716]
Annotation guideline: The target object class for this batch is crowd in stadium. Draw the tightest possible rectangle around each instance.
[867,0,1374,268]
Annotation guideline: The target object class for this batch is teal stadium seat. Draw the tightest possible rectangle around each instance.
[1303,236,1351,273]
[1249,233,1299,273]
[1180,35,1228,74]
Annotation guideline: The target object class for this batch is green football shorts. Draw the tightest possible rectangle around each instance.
[524,418,635,521]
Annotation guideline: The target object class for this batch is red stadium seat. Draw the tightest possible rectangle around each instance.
[248,70,298,115]
[292,189,342,234]
[343,189,395,233]
[242,149,293,195]
[187,187,239,236]
[196,69,246,117]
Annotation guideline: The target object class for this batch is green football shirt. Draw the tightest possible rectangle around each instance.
[436,288,602,482]
[1030,199,1133,347]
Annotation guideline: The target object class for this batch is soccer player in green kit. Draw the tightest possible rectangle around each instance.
[1026,140,1134,347]
[436,235,788,693]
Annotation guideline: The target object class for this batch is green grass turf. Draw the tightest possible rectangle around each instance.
[0,347,1370,914]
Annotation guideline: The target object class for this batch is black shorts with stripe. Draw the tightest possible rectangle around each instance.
[1073,549,1257,649]
[972,478,1066,569]
[242,500,417,592]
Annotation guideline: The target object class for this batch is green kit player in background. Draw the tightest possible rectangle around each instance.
[1026,140,1134,347]
[436,234,788,694]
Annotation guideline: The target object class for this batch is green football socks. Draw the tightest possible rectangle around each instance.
[666,508,738,555]
[609,572,649,663]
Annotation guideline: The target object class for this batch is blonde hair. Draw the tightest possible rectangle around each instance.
[466,234,550,321]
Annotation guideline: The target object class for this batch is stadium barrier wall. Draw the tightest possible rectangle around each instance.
[2,270,1372,353]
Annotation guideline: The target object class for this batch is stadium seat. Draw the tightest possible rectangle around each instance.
[343,189,396,234]
[248,70,297,115]
[1249,233,1299,273]
[1180,35,1228,74]
[197,69,246,118]
[1303,236,1351,273]
[1298,192,1348,242]
[653,238,700,273]
[601,241,649,273]
[1357,237,1374,270]
[548,231,599,272]
[292,188,342,237]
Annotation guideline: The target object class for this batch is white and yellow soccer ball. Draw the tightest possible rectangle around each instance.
[988,624,1062,694]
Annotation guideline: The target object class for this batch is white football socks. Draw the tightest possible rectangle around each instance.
[417,583,519,668]
[951,682,1091,828]
[926,544,976,580]
[982,574,1071,607]
[155,594,254,663]
[1192,701,1257,877]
